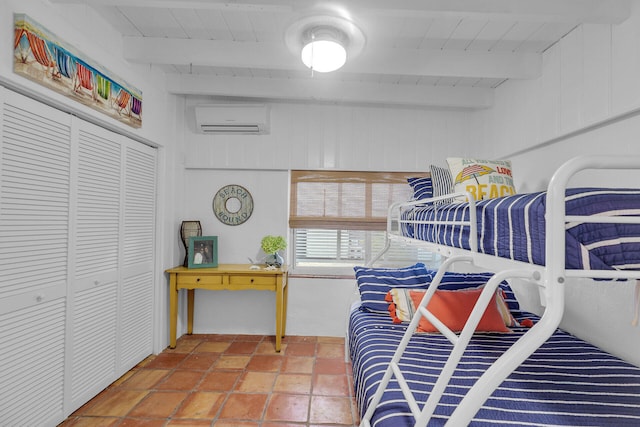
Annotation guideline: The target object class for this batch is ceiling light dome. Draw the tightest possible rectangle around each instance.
[301,26,347,73]
[285,14,366,74]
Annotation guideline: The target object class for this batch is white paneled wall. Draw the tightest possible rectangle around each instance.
[479,7,640,163]
[184,101,475,171]
[176,100,476,339]
[475,6,640,367]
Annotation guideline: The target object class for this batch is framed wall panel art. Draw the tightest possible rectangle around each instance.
[13,13,143,128]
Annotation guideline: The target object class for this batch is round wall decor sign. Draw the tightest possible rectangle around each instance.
[212,184,254,226]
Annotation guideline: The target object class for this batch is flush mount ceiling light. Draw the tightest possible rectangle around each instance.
[285,14,365,74]
[301,26,347,73]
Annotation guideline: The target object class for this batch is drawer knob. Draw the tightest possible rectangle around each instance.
[251,278,254,283]
[196,277,200,282]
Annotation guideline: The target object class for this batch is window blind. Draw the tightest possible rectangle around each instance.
[290,170,429,231]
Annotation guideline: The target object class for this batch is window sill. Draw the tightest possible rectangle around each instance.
[289,272,355,280]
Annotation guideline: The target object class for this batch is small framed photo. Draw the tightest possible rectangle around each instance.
[188,236,218,268]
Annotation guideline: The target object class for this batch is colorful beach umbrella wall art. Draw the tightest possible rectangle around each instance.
[13,14,142,129]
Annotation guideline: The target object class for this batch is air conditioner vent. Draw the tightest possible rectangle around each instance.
[195,104,269,135]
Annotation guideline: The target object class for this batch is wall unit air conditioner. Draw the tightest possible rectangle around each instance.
[195,104,270,135]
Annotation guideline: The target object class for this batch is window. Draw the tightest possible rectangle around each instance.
[290,170,439,273]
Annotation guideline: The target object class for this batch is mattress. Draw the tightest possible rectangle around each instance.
[349,307,640,426]
[399,188,640,270]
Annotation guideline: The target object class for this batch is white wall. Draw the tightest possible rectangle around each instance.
[177,100,476,338]
[474,5,640,366]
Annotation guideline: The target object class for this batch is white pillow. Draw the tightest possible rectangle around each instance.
[446,158,516,201]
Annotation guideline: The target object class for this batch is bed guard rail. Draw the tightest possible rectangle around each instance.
[368,191,477,266]
[360,255,541,427]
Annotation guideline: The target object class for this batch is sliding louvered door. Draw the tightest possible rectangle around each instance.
[120,144,156,370]
[0,88,72,426]
[68,122,124,408]
[0,87,157,425]
[67,122,157,409]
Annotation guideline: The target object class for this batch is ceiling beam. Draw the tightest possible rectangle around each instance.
[165,74,494,109]
[49,0,630,24]
[124,37,540,80]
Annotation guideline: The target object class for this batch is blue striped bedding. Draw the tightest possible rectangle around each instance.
[400,188,640,270]
[350,307,640,426]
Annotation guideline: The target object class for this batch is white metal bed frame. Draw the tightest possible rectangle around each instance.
[359,155,640,427]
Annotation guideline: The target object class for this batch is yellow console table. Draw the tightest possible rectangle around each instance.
[166,264,288,352]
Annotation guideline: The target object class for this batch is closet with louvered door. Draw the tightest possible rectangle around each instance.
[0,87,157,426]
[0,88,71,426]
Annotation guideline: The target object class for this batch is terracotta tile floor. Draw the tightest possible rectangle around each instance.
[61,335,359,427]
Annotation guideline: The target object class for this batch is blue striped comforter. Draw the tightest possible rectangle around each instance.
[400,188,640,270]
[350,308,640,426]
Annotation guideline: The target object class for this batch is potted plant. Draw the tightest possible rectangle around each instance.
[261,235,286,267]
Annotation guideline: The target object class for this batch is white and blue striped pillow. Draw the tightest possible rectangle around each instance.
[407,177,433,200]
[429,164,453,198]
[355,264,520,314]
[355,263,432,314]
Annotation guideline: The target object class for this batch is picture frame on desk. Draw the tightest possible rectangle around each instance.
[188,236,218,268]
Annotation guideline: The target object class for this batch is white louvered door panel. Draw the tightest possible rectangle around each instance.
[0,88,71,427]
[74,127,122,280]
[70,282,118,406]
[122,145,156,269]
[68,122,123,410]
[120,143,157,369]
[120,271,154,369]
[0,298,67,426]
[0,89,71,305]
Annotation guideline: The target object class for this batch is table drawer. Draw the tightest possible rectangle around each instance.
[229,275,276,286]
[177,274,223,287]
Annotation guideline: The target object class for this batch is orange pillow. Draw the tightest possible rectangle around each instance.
[386,287,513,333]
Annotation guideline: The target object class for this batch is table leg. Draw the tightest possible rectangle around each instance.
[282,275,288,337]
[187,289,195,335]
[275,276,284,352]
[169,273,178,349]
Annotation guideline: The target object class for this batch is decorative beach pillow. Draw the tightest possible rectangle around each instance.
[407,176,433,200]
[446,158,516,201]
[386,287,515,333]
[354,263,432,314]
[429,164,453,199]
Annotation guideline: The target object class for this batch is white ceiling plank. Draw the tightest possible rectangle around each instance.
[248,11,283,42]
[521,22,576,53]
[50,0,631,24]
[353,0,630,24]
[123,37,540,79]
[196,9,234,41]
[421,18,462,50]
[166,74,494,109]
[466,20,514,51]
[353,47,541,79]
[92,5,142,36]
[170,8,212,40]
[491,21,544,52]
[391,17,432,49]
[220,10,257,41]
[117,6,187,38]
[443,19,488,50]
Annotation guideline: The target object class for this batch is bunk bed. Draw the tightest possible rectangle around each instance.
[350,155,640,427]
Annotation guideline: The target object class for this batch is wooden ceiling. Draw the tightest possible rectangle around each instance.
[50,0,631,109]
